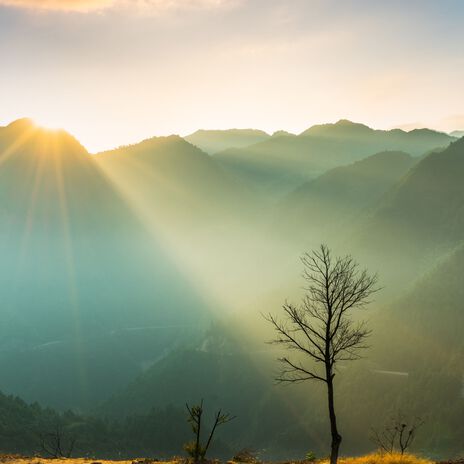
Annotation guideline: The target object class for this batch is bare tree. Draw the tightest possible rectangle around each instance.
[370,423,398,455]
[371,414,424,455]
[185,399,235,462]
[186,401,204,462]
[39,425,76,459]
[264,244,378,464]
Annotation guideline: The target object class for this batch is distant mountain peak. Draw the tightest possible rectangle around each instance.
[5,117,36,132]
[189,128,269,136]
[301,119,373,136]
[272,130,294,137]
[407,127,452,137]
[335,118,367,127]
[1,118,88,158]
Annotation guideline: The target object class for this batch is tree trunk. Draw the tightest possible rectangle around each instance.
[327,376,342,464]
[195,408,202,462]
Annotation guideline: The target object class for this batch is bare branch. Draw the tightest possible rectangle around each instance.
[370,414,425,455]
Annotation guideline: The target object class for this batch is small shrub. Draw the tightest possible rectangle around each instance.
[232,448,259,463]
[306,451,317,462]
[183,440,207,460]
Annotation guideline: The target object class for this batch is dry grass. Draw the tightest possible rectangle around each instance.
[0,458,180,464]
[318,453,433,464]
[0,455,436,464]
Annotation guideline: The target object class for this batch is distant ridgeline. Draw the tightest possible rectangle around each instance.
[0,118,464,458]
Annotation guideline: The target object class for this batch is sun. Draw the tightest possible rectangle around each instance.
[30,116,64,132]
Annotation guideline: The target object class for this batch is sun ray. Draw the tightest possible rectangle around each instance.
[51,133,89,397]
[92,154,232,314]
[17,133,48,269]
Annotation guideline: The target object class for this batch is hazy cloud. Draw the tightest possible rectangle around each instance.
[0,0,230,12]
[438,115,464,132]
[394,115,464,133]
[0,0,114,11]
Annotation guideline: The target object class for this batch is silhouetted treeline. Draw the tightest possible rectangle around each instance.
[0,392,199,459]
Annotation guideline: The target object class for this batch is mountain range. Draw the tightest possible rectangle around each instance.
[0,117,463,457]
[212,120,455,195]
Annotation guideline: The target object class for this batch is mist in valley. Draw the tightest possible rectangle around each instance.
[0,117,463,459]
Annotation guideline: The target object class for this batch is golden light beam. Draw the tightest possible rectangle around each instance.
[50,134,89,395]
[17,132,47,268]
[92,154,232,312]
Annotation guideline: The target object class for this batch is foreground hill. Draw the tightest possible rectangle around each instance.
[351,136,464,288]
[214,120,454,195]
[185,128,270,154]
[281,150,416,243]
[373,242,464,370]
[333,243,464,455]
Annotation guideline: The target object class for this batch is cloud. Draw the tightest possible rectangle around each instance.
[0,0,115,11]
[437,114,464,132]
[0,0,230,12]
[394,115,464,133]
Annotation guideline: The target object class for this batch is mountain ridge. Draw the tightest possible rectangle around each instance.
[213,120,455,196]
[185,128,270,154]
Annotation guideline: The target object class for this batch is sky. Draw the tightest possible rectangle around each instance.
[0,0,463,152]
